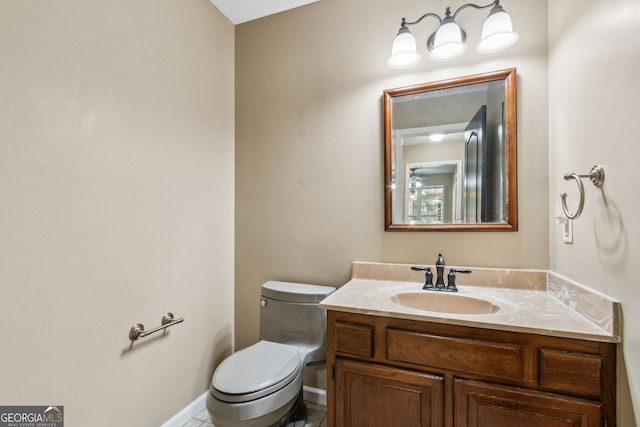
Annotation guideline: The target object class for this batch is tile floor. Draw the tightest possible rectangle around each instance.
[181,402,327,427]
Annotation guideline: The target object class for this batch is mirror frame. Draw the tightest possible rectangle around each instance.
[383,68,518,231]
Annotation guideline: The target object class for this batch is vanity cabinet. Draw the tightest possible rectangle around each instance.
[326,311,616,427]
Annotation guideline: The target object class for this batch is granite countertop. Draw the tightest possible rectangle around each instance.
[319,262,621,343]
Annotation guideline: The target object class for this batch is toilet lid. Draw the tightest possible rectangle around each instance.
[212,340,301,395]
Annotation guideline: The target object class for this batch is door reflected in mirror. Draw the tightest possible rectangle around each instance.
[384,69,517,231]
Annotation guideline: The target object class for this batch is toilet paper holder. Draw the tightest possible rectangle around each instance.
[129,312,184,341]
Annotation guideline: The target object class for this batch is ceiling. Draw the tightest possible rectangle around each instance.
[209,0,319,25]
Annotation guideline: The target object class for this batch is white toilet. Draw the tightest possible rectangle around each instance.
[206,281,336,427]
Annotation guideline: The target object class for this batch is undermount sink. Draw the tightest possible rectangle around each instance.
[390,292,500,315]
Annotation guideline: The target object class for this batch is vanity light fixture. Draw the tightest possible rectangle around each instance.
[387,0,518,68]
[429,133,446,142]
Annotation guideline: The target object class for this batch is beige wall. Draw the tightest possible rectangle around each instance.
[549,1,640,424]
[0,0,235,425]
[235,0,548,348]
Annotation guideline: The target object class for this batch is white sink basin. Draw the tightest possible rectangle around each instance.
[390,292,500,315]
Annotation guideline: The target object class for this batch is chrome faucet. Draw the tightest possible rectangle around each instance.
[411,253,472,292]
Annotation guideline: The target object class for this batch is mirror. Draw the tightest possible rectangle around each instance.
[383,68,517,231]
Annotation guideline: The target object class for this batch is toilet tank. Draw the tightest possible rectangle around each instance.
[259,281,336,366]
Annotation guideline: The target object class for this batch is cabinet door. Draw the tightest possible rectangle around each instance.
[454,379,602,427]
[334,358,443,427]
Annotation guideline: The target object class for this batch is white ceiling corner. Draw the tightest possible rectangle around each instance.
[210,0,320,25]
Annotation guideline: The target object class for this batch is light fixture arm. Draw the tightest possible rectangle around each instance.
[400,1,499,28]
[451,0,499,19]
[401,13,443,28]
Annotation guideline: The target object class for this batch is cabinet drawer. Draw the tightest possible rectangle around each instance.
[540,349,602,399]
[334,321,374,358]
[387,328,521,381]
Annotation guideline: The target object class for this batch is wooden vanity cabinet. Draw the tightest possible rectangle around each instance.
[326,311,616,427]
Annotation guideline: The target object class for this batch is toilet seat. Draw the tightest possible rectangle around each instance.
[212,340,301,403]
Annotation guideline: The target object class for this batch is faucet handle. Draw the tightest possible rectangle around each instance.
[423,268,434,289]
[446,269,457,292]
[445,268,472,292]
[411,266,434,289]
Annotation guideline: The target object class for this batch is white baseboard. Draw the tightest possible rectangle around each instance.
[303,385,327,406]
[160,390,208,427]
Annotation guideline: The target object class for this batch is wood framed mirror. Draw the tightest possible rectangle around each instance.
[384,68,517,231]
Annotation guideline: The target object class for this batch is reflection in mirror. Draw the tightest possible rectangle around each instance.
[384,68,517,231]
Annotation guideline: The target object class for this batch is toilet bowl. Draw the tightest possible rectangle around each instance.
[206,281,335,427]
[208,341,302,426]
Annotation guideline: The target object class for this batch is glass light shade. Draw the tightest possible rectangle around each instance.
[387,27,421,69]
[476,6,519,54]
[429,133,445,142]
[428,19,466,61]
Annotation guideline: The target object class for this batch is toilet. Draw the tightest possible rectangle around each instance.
[206,281,336,427]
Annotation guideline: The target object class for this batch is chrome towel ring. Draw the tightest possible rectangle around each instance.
[560,165,605,220]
